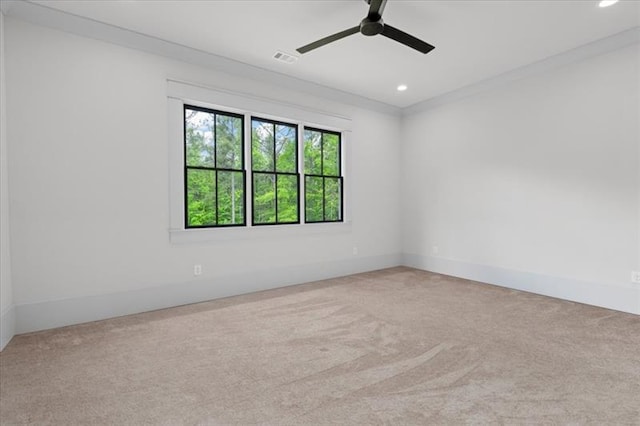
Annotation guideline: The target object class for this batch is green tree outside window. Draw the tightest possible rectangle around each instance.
[304,128,343,223]
[185,106,245,227]
[251,118,299,225]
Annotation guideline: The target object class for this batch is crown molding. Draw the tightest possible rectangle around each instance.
[6,0,402,117]
[5,1,639,118]
[403,26,640,116]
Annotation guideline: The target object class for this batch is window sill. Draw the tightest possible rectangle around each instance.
[169,221,352,245]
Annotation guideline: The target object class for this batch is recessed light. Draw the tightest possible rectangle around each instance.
[599,0,618,7]
[397,84,408,92]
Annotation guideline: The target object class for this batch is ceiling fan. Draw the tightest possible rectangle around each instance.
[296,0,435,55]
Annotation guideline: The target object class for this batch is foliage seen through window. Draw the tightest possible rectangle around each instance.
[251,118,299,225]
[184,106,244,227]
[304,128,342,223]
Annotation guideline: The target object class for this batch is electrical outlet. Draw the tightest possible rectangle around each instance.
[631,271,640,284]
[194,264,202,276]
[352,247,358,256]
[432,246,439,255]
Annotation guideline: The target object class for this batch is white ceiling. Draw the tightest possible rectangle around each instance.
[21,0,640,108]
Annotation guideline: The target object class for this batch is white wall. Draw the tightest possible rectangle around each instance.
[4,18,401,333]
[1,12,16,349]
[401,44,640,314]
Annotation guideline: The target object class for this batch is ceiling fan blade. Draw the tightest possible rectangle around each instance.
[381,24,435,54]
[367,0,388,19]
[296,26,360,54]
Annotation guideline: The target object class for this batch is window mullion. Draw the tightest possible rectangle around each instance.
[213,115,218,225]
[320,131,324,176]
[274,173,279,223]
[245,113,253,228]
[273,123,278,223]
[298,124,305,224]
[321,132,325,221]
[214,170,219,225]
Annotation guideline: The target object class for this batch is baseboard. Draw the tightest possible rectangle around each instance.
[14,253,402,335]
[13,251,636,336]
[0,304,15,350]
[402,253,640,315]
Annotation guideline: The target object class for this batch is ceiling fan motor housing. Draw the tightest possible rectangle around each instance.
[360,17,384,36]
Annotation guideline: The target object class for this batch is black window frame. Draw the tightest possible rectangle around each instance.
[251,116,301,226]
[303,126,344,224]
[183,104,246,229]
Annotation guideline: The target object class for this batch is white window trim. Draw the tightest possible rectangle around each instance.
[167,79,353,244]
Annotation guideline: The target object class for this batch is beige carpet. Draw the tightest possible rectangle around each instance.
[1,267,639,425]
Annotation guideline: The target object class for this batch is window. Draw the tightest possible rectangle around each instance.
[184,105,245,228]
[171,81,351,241]
[304,127,343,223]
[251,118,299,225]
